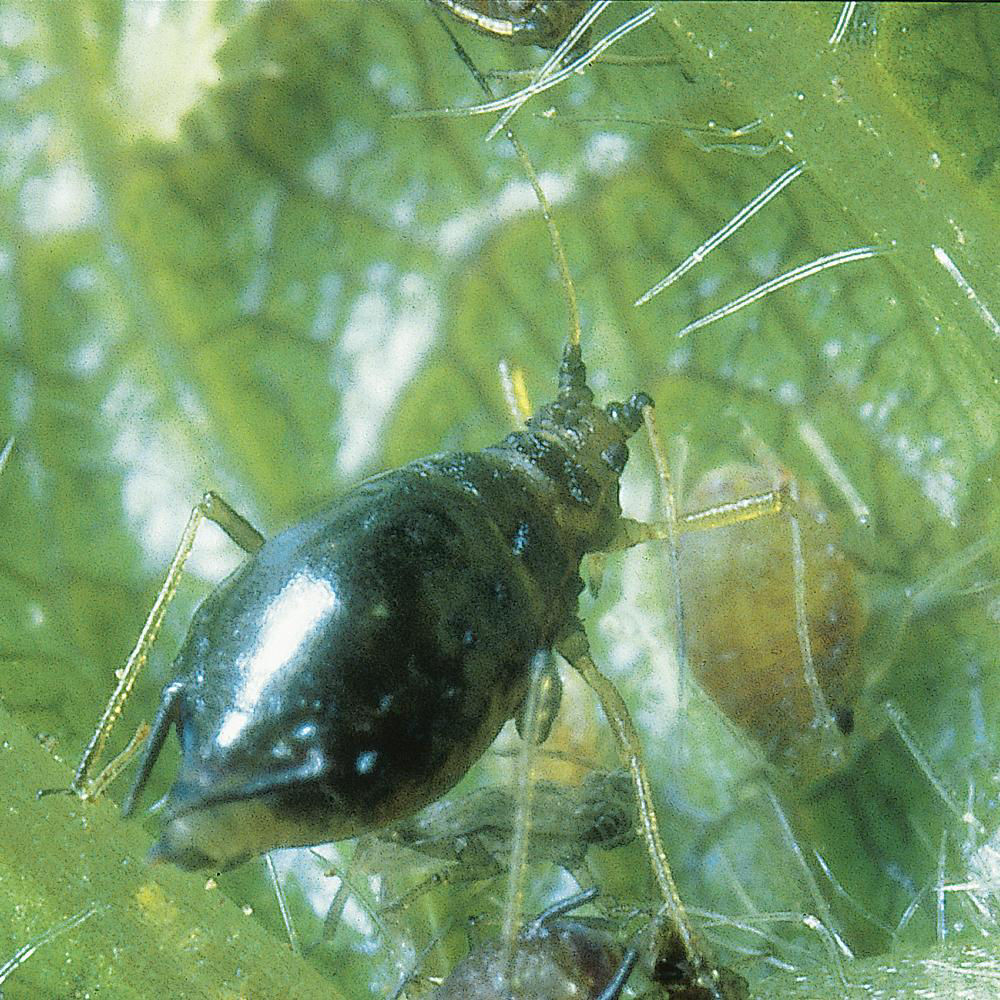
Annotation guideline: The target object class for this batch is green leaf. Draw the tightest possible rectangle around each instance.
[1,3,998,997]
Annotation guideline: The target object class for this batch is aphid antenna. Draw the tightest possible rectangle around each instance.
[431,7,580,348]
[501,652,549,968]
[434,12,720,991]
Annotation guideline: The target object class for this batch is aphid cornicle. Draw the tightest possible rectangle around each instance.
[109,342,654,870]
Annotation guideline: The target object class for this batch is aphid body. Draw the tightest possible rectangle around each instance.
[679,463,866,781]
[124,344,653,870]
[432,0,591,48]
[387,766,635,869]
[429,889,634,1000]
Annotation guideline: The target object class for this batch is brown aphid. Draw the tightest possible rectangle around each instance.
[432,0,592,48]
[430,889,634,1000]
[677,463,866,780]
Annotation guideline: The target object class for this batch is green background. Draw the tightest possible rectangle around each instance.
[1,2,999,997]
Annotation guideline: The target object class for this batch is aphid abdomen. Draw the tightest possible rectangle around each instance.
[140,345,646,868]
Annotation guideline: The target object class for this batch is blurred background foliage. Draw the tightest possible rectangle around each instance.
[1,2,999,997]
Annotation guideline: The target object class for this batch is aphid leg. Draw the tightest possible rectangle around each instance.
[609,481,791,552]
[381,844,503,916]
[503,652,558,965]
[118,679,184,815]
[68,491,264,801]
[555,626,722,999]
[639,404,688,691]
[595,948,639,1000]
[528,886,600,928]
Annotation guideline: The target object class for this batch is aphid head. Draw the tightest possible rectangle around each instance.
[517,341,653,553]
[535,340,653,476]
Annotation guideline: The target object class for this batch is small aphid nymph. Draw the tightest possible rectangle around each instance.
[678,462,867,781]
